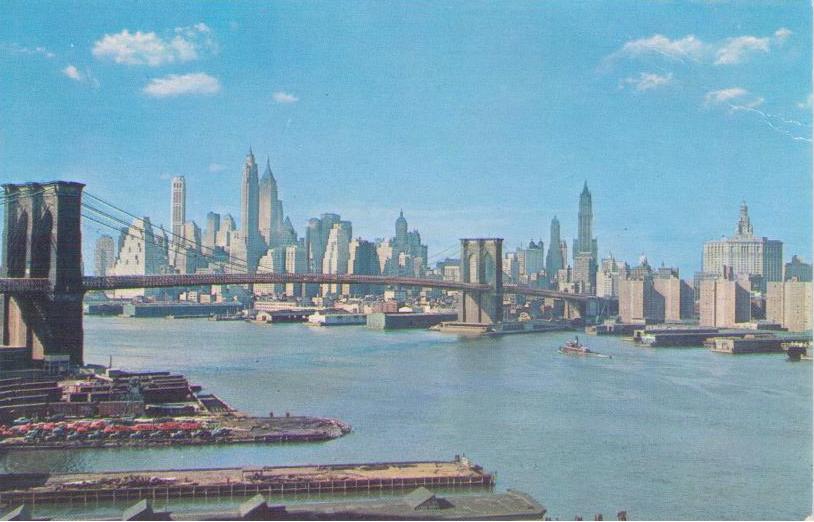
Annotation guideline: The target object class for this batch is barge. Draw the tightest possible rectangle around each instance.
[0,458,494,505]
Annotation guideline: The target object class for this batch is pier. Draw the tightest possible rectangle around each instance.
[0,458,494,505]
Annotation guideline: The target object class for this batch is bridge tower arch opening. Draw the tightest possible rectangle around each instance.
[458,238,503,324]
[1,181,85,369]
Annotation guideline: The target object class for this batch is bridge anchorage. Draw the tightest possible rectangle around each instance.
[1,181,600,370]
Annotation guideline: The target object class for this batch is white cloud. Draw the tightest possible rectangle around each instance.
[208,163,226,173]
[92,23,215,66]
[607,27,793,68]
[714,36,770,65]
[774,27,793,41]
[0,43,55,59]
[273,91,299,104]
[621,72,673,91]
[704,87,763,108]
[704,87,748,104]
[61,64,100,87]
[797,93,813,110]
[143,73,221,98]
[62,64,82,81]
[614,34,705,62]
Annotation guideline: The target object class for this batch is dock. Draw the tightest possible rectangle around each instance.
[709,335,812,354]
[0,458,494,505]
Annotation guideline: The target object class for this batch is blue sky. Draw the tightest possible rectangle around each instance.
[1,1,811,275]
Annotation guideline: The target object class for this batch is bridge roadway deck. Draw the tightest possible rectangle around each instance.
[0,276,597,302]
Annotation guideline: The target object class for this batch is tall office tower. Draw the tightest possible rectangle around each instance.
[216,214,236,250]
[305,218,323,272]
[258,157,286,248]
[203,212,220,252]
[109,217,171,299]
[94,235,115,277]
[344,239,382,296]
[574,181,597,258]
[394,210,408,250]
[318,213,341,272]
[170,176,186,266]
[517,240,544,277]
[171,176,186,240]
[321,222,352,295]
[572,182,598,294]
[176,221,203,274]
[546,216,564,278]
[284,243,308,297]
[702,202,783,292]
[240,149,262,272]
[256,247,287,295]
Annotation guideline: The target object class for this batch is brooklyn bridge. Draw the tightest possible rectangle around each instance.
[0,181,610,368]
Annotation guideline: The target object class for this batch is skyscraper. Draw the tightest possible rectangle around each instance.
[171,176,186,240]
[170,176,186,267]
[545,216,564,278]
[93,235,115,277]
[574,181,594,255]
[322,221,352,294]
[258,157,286,248]
[239,149,262,272]
[572,182,597,294]
[702,202,783,292]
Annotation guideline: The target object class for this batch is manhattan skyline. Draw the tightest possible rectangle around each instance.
[1,1,811,275]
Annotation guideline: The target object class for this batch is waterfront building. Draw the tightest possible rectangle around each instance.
[618,277,659,324]
[545,216,564,280]
[766,280,812,332]
[618,261,693,323]
[108,217,172,299]
[784,255,812,282]
[169,176,186,265]
[93,234,115,277]
[699,276,751,327]
[653,275,694,322]
[702,202,783,292]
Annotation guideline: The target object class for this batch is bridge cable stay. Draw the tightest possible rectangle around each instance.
[81,194,285,275]
[80,207,255,275]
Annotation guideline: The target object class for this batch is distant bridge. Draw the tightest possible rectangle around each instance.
[0,274,592,303]
[0,181,604,368]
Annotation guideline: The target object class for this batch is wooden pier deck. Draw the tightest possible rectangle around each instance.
[0,459,494,505]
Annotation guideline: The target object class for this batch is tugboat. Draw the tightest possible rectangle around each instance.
[559,336,611,358]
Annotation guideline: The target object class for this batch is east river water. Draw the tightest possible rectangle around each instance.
[1,317,811,520]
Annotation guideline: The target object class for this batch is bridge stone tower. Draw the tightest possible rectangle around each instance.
[458,238,503,324]
[1,182,85,367]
